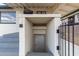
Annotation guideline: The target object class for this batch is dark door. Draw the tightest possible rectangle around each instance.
[33,34,46,52]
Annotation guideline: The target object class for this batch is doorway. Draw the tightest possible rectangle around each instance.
[21,14,61,56]
[33,34,46,52]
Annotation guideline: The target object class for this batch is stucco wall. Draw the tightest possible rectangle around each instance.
[25,19,32,55]
[47,18,61,56]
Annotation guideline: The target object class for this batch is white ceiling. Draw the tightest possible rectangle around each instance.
[6,3,55,7]
[26,17,53,24]
[5,3,79,16]
[24,3,55,7]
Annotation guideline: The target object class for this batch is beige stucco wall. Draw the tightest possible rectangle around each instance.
[25,18,32,55]
[47,17,61,56]
[32,26,47,34]
[0,9,61,56]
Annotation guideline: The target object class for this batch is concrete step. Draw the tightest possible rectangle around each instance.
[27,52,53,56]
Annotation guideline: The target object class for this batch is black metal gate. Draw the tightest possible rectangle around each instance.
[58,14,79,56]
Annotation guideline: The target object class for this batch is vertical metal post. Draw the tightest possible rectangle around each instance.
[68,24,70,56]
[65,23,66,56]
[72,17,74,56]
[0,12,1,23]
[72,25,74,56]
[62,24,63,56]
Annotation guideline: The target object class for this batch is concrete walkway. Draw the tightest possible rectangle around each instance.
[26,52,53,56]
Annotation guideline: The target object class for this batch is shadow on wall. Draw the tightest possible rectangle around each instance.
[0,32,19,56]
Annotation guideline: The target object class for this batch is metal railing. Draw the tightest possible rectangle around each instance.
[58,14,79,56]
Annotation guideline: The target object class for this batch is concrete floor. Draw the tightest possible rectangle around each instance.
[26,52,53,56]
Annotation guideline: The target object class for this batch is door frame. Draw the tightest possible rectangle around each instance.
[19,14,61,55]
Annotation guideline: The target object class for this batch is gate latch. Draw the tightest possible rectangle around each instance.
[57,46,59,50]
[57,29,59,33]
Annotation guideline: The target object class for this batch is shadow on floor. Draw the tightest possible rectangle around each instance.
[26,52,53,56]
